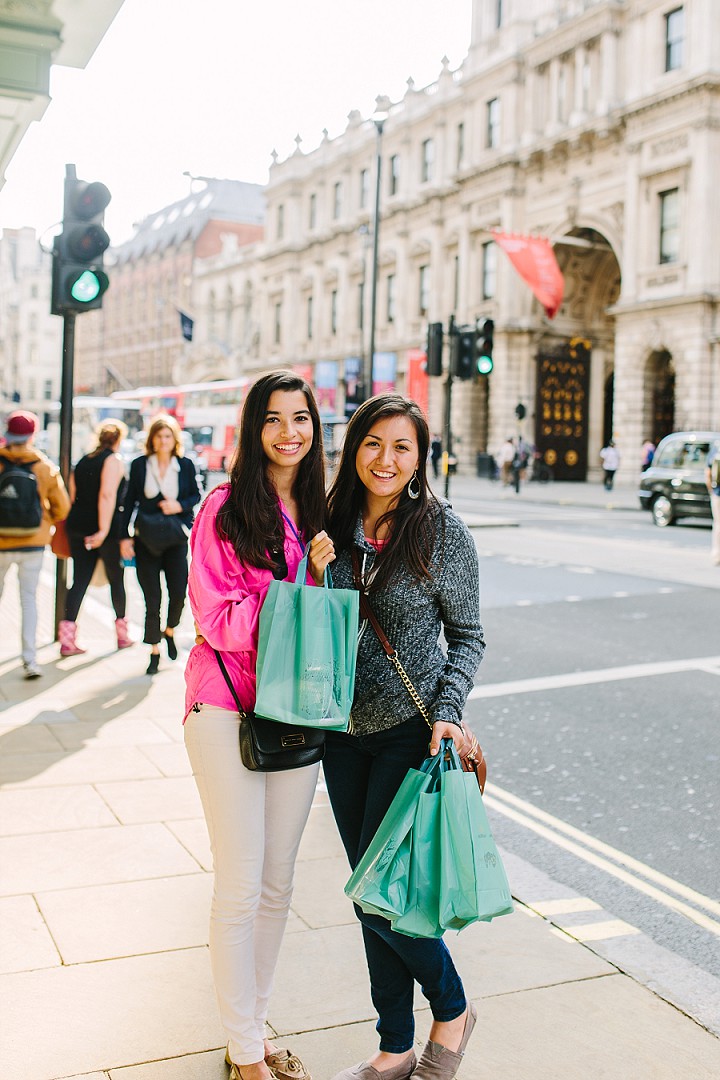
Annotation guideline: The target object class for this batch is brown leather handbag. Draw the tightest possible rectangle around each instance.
[350,550,487,793]
[50,519,71,559]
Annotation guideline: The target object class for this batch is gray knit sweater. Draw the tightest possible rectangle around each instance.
[332,503,485,735]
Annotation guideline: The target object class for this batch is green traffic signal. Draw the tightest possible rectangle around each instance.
[477,353,494,375]
[68,269,109,304]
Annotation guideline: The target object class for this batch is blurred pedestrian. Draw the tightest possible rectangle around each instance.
[0,410,70,678]
[497,436,514,486]
[706,441,720,566]
[600,440,620,490]
[120,415,201,675]
[430,432,442,479]
[184,371,333,1080]
[641,439,655,471]
[325,394,485,1080]
[59,420,133,656]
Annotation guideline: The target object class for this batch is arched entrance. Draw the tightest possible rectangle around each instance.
[534,227,621,481]
[645,349,675,444]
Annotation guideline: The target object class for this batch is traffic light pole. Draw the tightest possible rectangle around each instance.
[443,315,456,501]
[54,311,76,637]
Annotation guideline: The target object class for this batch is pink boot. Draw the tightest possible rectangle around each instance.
[115,618,135,650]
[59,620,86,656]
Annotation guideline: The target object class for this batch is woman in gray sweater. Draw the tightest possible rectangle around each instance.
[324,394,485,1080]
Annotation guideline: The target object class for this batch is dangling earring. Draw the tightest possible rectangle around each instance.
[407,471,420,500]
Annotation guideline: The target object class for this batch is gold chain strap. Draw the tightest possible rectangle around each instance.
[387,651,433,730]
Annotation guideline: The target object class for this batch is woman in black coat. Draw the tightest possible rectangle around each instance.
[120,415,201,674]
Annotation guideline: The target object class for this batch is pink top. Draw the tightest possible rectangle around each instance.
[183,484,309,719]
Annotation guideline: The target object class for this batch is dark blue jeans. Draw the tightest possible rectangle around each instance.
[324,716,466,1053]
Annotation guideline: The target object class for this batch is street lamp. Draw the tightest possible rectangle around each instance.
[365,96,390,401]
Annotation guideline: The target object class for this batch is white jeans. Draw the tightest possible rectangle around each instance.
[0,548,44,664]
[184,704,319,1065]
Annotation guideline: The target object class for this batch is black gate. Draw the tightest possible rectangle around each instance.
[535,342,591,481]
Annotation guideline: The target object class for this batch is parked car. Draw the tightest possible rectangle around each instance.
[638,431,720,526]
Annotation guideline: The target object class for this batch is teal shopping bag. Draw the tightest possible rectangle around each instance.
[439,750,514,931]
[255,547,359,730]
[390,784,445,938]
[344,766,434,921]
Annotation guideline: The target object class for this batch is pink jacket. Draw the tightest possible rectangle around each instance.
[184,484,309,719]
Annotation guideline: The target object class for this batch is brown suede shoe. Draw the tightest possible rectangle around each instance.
[411,1002,477,1080]
[330,1053,417,1080]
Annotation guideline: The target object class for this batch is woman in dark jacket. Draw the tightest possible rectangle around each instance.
[120,414,201,674]
[60,420,133,656]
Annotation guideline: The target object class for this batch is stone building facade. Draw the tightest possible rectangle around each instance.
[186,0,720,483]
[75,179,265,393]
[0,227,61,426]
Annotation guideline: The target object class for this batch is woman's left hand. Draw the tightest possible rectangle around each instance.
[307,530,336,585]
[83,531,106,551]
[158,498,182,515]
[429,720,466,757]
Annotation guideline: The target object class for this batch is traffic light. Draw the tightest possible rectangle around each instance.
[51,165,111,315]
[515,403,527,420]
[477,319,494,375]
[453,328,477,380]
[426,322,444,376]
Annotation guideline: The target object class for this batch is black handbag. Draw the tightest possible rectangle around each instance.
[135,508,188,557]
[214,650,324,772]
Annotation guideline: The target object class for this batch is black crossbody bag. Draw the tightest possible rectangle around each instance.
[213,650,324,772]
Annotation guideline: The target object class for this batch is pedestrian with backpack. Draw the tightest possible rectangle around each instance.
[0,410,70,679]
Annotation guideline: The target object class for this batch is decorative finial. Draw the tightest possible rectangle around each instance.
[441,55,450,72]
[294,133,302,153]
[270,148,278,165]
[406,76,415,93]
[322,128,329,141]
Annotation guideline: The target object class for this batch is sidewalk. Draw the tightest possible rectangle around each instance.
[1,567,719,1080]
[438,474,641,513]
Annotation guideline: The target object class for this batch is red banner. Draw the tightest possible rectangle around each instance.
[405,349,429,417]
[492,231,564,319]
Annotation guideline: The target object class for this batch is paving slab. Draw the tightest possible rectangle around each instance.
[94,777,202,824]
[0,947,223,1080]
[0,745,163,788]
[36,873,212,964]
[0,822,200,895]
[139,742,193,777]
[0,784,118,835]
[110,1051,227,1079]
[49,716,173,749]
[0,723,65,753]
[165,818,212,871]
[0,894,61,974]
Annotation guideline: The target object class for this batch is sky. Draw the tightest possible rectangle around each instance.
[0,0,473,245]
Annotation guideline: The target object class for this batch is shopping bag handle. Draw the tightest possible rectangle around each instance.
[419,738,462,776]
[295,543,333,589]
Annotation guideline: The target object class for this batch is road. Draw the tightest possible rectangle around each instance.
[444,482,720,1028]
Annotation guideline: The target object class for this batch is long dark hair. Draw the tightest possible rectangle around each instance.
[327,394,439,589]
[217,371,326,569]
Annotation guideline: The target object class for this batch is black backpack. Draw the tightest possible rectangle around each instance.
[0,459,43,537]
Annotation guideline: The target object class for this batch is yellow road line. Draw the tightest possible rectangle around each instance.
[485,792,720,937]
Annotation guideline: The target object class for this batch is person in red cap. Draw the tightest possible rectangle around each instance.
[0,410,70,678]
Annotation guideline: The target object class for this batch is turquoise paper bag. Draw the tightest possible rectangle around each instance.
[255,547,359,730]
[344,766,433,921]
[438,765,514,931]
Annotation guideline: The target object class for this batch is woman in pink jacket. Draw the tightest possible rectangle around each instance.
[184,371,335,1080]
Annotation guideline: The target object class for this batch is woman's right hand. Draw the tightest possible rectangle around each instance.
[308,530,335,585]
[119,539,134,561]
